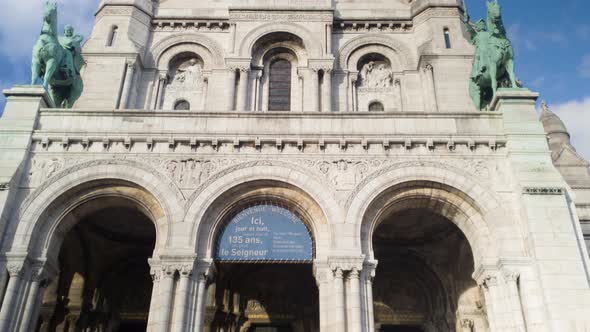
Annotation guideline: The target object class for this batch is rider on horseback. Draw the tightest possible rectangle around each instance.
[59,25,84,78]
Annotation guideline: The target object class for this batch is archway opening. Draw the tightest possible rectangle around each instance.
[372,205,487,332]
[207,202,319,331]
[251,33,307,112]
[37,197,156,332]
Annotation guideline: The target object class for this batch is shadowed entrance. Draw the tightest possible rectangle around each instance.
[36,197,156,332]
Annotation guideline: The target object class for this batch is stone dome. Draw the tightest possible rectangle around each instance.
[540,101,569,137]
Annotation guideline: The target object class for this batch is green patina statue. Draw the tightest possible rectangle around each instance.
[31,2,84,108]
[464,0,518,111]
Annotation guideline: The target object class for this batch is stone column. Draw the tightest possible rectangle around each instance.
[478,274,500,331]
[147,265,162,332]
[422,63,438,112]
[309,68,320,112]
[332,268,346,331]
[158,266,176,332]
[154,72,168,110]
[201,75,209,111]
[313,263,332,332]
[19,266,48,332]
[236,67,250,111]
[172,265,192,332]
[347,268,362,332]
[119,59,136,109]
[0,262,25,331]
[363,261,377,332]
[322,69,332,112]
[395,78,403,112]
[261,69,270,112]
[349,73,359,112]
[504,271,526,331]
[250,69,262,111]
[194,260,213,332]
[227,68,237,111]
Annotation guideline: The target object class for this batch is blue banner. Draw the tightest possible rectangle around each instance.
[216,205,313,262]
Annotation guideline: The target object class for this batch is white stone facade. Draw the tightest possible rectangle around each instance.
[1,0,590,331]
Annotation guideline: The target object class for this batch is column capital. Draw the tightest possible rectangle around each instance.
[125,58,137,69]
[6,261,25,278]
[477,274,498,289]
[503,270,520,282]
[422,63,434,72]
[158,71,169,82]
[328,255,364,273]
[308,59,334,72]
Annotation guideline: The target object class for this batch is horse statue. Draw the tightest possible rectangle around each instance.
[31,1,84,108]
[464,0,518,110]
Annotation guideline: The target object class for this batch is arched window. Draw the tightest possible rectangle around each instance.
[268,59,292,111]
[443,28,452,49]
[369,101,384,112]
[107,26,118,47]
[174,99,190,110]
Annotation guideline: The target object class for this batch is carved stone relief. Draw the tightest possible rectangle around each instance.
[163,56,205,110]
[26,155,494,212]
[359,61,394,89]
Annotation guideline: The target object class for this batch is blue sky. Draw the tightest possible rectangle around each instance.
[1,0,589,158]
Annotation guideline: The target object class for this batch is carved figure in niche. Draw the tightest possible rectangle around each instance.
[170,58,203,89]
[359,61,394,88]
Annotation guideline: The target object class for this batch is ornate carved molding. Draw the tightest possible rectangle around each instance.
[229,10,333,22]
[328,256,364,272]
[20,157,185,223]
[334,20,413,33]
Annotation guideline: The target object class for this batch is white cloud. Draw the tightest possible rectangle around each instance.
[0,0,98,62]
[579,54,590,78]
[551,97,590,161]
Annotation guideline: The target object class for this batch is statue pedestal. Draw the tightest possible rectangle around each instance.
[0,84,51,197]
[495,88,590,331]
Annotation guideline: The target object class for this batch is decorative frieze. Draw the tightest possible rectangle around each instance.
[30,135,506,156]
[229,10,333,22]
[152,20,230,33]
[334,21,413,33]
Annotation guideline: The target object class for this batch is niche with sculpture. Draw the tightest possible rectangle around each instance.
[163,53,205,111]
[356,53,399,112]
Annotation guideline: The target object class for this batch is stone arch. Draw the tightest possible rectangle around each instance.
[338,34,416,71]
[251,39,309,67]
[347,163,516,268]
[9,160,185,264]
[238,22,323,58]
[185,162,342,259]
[147,33,225,69]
